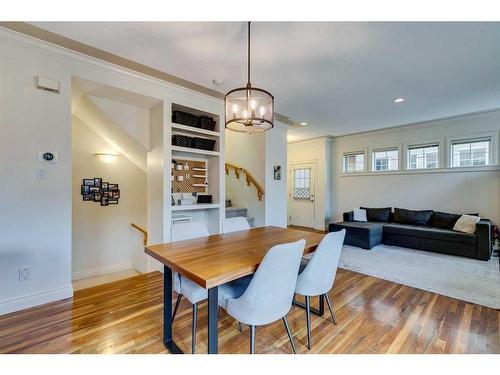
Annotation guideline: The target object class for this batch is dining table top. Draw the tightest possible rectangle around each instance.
[145,226,325,289]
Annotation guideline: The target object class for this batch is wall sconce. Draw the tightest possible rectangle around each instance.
[94,152,118,163]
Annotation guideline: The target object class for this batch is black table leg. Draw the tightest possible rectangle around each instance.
[207,286,218,354]
[163,265,183,354]
[293,294,325,316]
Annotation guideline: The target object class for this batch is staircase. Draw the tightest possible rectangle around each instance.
[225,200,255,227]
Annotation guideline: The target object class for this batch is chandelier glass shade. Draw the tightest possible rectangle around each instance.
[225,22,274,133]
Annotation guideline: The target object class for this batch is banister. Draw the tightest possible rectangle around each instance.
[131,223,148,245]
[225,162,264,201]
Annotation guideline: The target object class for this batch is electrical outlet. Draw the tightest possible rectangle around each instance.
[19,267,31,281]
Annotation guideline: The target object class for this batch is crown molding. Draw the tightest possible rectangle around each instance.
[0,22,297,127]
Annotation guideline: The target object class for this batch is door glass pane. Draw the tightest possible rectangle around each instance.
[294,168,311,199]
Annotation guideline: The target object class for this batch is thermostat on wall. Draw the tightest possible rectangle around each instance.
[39,151,58,162]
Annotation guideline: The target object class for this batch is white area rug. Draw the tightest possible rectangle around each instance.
[338,244,500,309]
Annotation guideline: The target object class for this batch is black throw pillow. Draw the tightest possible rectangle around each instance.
[393,208,434,226]
[360,207,392,222]
[429,211,461,230]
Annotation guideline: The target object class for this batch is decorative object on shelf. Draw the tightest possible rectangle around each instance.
[225,21,274,133]
[172,111,216,131]
[274,165,282,180]
[192,137,216,151]
[172,134,194,148]
[81,178,120,206]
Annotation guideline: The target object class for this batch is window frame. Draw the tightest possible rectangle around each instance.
[406,142,440,170]
[370,147,400,172]
[342,150,366,174]
[446,133,497,168]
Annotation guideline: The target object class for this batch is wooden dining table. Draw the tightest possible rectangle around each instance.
[145,225,325,354]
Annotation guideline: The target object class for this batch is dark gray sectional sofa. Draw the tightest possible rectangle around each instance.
[329,207,492,261]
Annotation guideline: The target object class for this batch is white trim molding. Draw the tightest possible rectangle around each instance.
[72,261,133,281]
[0,285,73,316]
[340,164,499,177]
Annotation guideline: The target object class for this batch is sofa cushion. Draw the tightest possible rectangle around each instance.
[383,223,476,244]
[360,207,392,222]
[393,208,433,226]
[330,221,385,236]
[453,214,481,234]
[429,211,460,230]
[353,208,367,222]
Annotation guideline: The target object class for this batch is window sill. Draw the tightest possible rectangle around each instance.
[340,165,499,177]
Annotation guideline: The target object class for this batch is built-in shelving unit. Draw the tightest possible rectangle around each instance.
[169,101,224,235]
[172,122,220,137]
[171,203,221,211]
[171,145,220,157]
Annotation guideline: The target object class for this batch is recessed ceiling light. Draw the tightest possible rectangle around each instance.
[393,97,405,103]
[212,79,225,87]
[299,122,308,126]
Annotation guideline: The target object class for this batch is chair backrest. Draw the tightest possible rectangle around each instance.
[295,229,345,296]
[170,222,209,293]
[171,221,209,242]
[227,239,305,326]
[222,217,251,233]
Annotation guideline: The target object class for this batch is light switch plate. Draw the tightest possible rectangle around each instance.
[37,167,47,179]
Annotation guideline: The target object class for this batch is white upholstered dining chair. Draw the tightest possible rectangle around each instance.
[295,229,345,349]
[222,216,251,233]
[218,239,306,354]
[171,221,209,354]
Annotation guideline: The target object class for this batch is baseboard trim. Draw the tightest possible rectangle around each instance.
[72,261,133,281]
[0,285,73,316]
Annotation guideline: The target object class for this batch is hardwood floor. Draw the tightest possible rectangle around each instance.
[0,270,498,354]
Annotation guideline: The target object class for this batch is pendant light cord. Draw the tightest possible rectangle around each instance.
[247,21,251,87]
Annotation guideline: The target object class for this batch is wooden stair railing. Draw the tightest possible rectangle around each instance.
[131,223,148,245]
[225,162,264,201]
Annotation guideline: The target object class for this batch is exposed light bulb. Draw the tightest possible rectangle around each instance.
[242,110,248,119]
[259,107,266,117]
[232,104,239,113]
[250,100,258,110]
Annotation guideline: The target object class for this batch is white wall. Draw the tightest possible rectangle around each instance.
[288,137,332,230]
[0,34,73,314]
[331,110,500,224]
[225,123,288,228]
[72,118,147,279]
[89,96,151,150]
[225,131,266,226]
[0,28,217,314]
[265,123,288,227]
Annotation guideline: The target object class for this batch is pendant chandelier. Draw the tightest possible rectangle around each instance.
[225,22,274,133]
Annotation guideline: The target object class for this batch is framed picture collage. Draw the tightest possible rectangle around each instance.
[81,178,120,206]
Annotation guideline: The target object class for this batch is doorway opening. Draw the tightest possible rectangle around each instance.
[71,77,163,290]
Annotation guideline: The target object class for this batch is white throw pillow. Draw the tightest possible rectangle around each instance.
[453,214,481,234]
[353,208,367,222]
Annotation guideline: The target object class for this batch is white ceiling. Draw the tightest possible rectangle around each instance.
[32,22,500,141]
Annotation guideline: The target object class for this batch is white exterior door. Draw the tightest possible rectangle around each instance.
[288,163,316,228]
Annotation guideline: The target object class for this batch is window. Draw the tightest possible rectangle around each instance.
[451,139,490,167]
[408,144,439,169]
[342,152,365,173]
[372,149,398,171]
[293,168,310,199]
